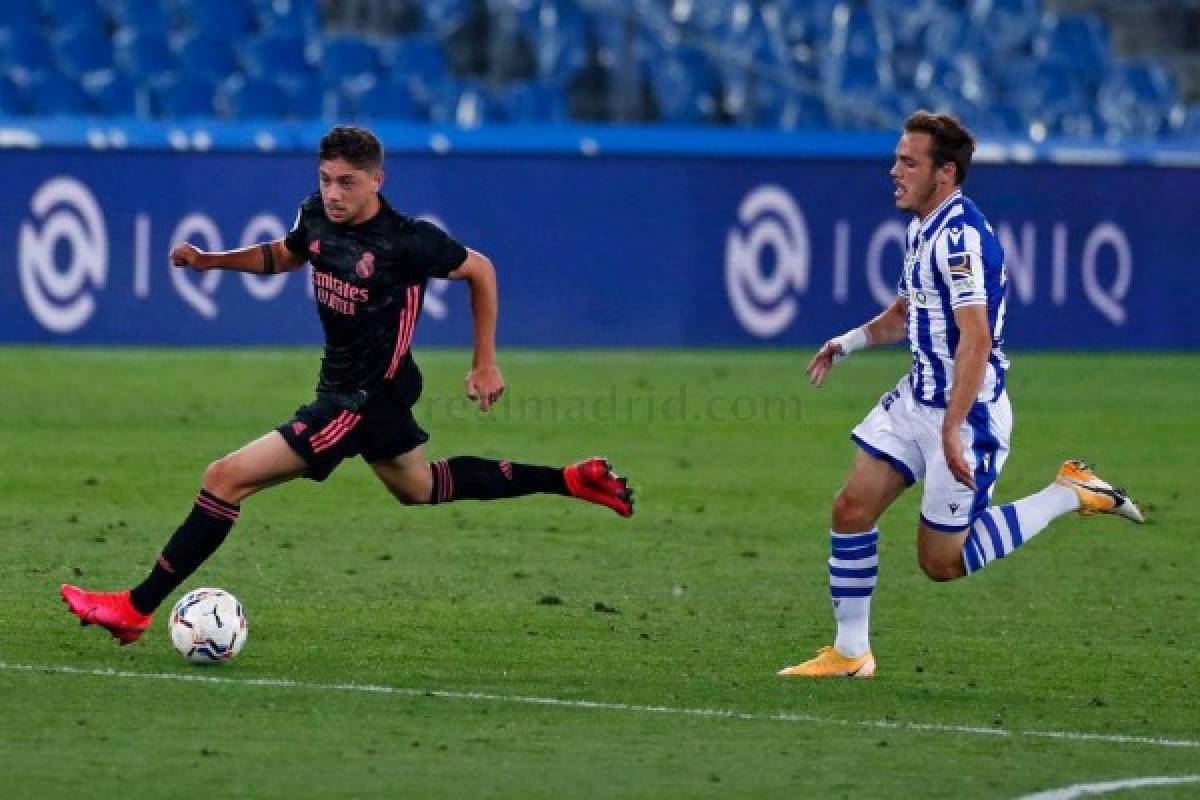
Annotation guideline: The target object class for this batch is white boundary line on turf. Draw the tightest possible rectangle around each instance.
[2,662,1197,751]
[1017,775,1200,799]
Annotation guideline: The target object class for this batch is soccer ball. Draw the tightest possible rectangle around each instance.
[168,588,248,665]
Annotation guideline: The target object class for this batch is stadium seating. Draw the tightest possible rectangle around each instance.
[0,0,1190,141]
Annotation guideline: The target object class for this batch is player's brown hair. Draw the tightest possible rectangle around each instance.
[319,126,383,172]
[904,111,975,185]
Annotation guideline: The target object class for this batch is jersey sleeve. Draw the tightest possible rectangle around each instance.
[283,196,317,261]
[406,219,468,279]
[934,224,987,309]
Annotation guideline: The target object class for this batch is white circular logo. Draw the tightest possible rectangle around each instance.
[725,185,809,338]
[18,177,108,334]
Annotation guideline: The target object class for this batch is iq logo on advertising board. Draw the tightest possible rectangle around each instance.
[18,177,108,334]
[724,185,810,338]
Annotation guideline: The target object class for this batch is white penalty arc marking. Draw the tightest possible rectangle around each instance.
[1,662,1197,751]
[1018,775,1200,799]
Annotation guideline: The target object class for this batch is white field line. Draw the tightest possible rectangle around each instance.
[2,662,1197,751]
[1018,775,1200,799]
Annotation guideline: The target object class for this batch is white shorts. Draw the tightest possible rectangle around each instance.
[851,377,1012,531]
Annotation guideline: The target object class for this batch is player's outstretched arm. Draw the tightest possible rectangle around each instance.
[807,298,908,387]
[170,239,306,275]
[447,248,504,412]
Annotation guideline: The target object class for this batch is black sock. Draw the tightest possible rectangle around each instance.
[429,457,568,503]
[129,489,240,614]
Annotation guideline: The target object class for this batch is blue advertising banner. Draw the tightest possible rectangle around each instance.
[1,149,1196,349]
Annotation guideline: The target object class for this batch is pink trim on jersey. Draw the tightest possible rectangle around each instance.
[384,285,422,380]
[311,411,362,454]
[196,495,239,522]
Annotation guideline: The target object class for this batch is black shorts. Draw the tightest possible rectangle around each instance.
[276,377,428,482]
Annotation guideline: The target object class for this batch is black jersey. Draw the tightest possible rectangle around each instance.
[283,193,466,394]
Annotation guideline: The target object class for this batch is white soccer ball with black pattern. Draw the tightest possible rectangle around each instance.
[168,588,248,664]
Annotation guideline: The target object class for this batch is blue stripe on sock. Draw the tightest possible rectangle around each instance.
[963,533,984,573]
[829,531,879,548]
[831,586,874,598]
[832,544,877,560]
[978,511,1006,560]
[829,565,879,579]
[1000,504,1023,547]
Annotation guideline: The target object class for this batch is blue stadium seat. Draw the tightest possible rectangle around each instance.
[84,69,145,116]
[917,12,994,64]
[3,33,57,79]
[914,54,990,113]
[241,33,312,83]
[650,49,721,125]
[968,0,1041,55]
[152,73,218,118]
[216,75,292,119]
[252,0,319,38]
[40,0,107,37]
[381,34,451,103]
[54,28,115,78]
[487,7,538,82]
[114,30,175,82]
[423,78,506,126]
[752,82,830,130]
[1034,14,1110,87]
[24,71,92,115]
[959,104,1028,136]
[829,2,892,62]
[528,9,589,84]
[0,3,42,28]
[175,0,255,36]
[109,0,173,35]
[320,36,380,89]
[867,0,937,51]
[1000,59,1089,121]
[1097,61,1177,140]
[1168,104,1200,140]
[1042,107,1105,140]
[492,79,569,123]
[423,0,473,37]
[175,32,239,83]
[352,78,423,121]
[0,73,29,114]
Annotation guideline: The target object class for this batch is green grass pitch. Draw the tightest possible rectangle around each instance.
[1,347,1197,798]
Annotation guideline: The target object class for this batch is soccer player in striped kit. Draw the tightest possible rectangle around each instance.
[62,126,633,645]
[778,111,1143,678]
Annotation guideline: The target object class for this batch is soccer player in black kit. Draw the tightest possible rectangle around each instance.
[61,126,634,645]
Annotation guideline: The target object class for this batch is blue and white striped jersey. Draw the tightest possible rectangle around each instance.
[898,190,1009,408]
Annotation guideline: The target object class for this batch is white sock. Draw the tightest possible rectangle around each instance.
[963,484,1078,573]
[830,529,879,658]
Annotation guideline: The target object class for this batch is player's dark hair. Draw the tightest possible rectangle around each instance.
[319,126,383,172]
[904,111,975,185]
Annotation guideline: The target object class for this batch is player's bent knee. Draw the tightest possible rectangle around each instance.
[392,485,428,505]
[918,553,964,582]
[202,456,247,503]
